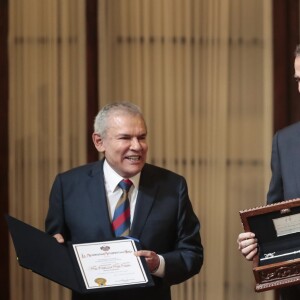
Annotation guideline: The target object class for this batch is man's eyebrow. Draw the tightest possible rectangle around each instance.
[117,133,131,137]
[117,133,147,137]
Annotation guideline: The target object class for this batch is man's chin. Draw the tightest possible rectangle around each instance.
[122,163,144,177]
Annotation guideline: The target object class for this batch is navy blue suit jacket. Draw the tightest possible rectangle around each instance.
[45,160,203,300]
[267,122,300,204]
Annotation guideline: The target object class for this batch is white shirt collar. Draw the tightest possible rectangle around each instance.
[103,160,140,192]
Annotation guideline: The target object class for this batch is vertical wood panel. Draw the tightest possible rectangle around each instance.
[9,1,86,298]
[273,0,300,132]
[0,0,9,298]
[86,0,99,162]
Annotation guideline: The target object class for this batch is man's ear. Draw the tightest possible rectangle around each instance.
[92,133,105,153]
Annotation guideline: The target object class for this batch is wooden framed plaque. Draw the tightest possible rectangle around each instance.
[239,198,300,292]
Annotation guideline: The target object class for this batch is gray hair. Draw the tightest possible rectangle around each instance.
[94,102,146,136]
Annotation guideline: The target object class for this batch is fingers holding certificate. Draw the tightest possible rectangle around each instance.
[134,250,161,274]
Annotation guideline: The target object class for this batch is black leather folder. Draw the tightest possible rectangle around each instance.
[6,214,154,294]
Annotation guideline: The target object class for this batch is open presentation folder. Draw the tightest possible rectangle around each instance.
[6,214,154,294]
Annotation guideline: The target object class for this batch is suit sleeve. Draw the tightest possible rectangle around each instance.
[45,174,68,239]
[267,132,284,204]
[162,177,203,285]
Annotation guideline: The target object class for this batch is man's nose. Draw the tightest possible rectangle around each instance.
[130,138,142,149]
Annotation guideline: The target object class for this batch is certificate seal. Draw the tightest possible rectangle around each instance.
[95,278,107,286]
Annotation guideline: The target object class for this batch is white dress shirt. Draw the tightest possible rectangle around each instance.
[103,160,140,223]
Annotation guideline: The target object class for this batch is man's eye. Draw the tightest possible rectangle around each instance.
[295,77,300,82]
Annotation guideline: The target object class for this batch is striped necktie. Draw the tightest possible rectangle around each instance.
[112,179,133,237]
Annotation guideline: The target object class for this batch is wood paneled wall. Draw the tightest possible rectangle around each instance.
[86,0,100,162]
[1,0,300,299]
[0,0,10,299]
[8,1,87,299]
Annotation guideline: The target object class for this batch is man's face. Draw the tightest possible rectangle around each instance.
[93,113,148,178]
[294,56,300,93]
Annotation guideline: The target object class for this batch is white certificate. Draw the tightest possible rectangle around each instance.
[273,213,300,237]
[72,239,149,289]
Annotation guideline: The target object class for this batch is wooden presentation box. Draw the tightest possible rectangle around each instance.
[239,198,300,292]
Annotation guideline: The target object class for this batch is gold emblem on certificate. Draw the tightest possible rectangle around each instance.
[95,278,107,286]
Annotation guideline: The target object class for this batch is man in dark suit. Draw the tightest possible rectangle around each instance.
[45,102,203,300]
[237,45,300,299]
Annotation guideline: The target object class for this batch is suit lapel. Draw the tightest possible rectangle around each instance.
[130,168,158,239]
[88,160,115,239]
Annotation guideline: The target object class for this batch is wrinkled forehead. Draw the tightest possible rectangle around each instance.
[106,112,147,131]
[108,110,145,123]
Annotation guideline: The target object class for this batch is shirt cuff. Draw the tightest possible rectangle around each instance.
[151,254,165,277]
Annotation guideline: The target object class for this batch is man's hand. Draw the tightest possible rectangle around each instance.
[237,232,258,261]
[135,250,160,273]
[53,233,65,243]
